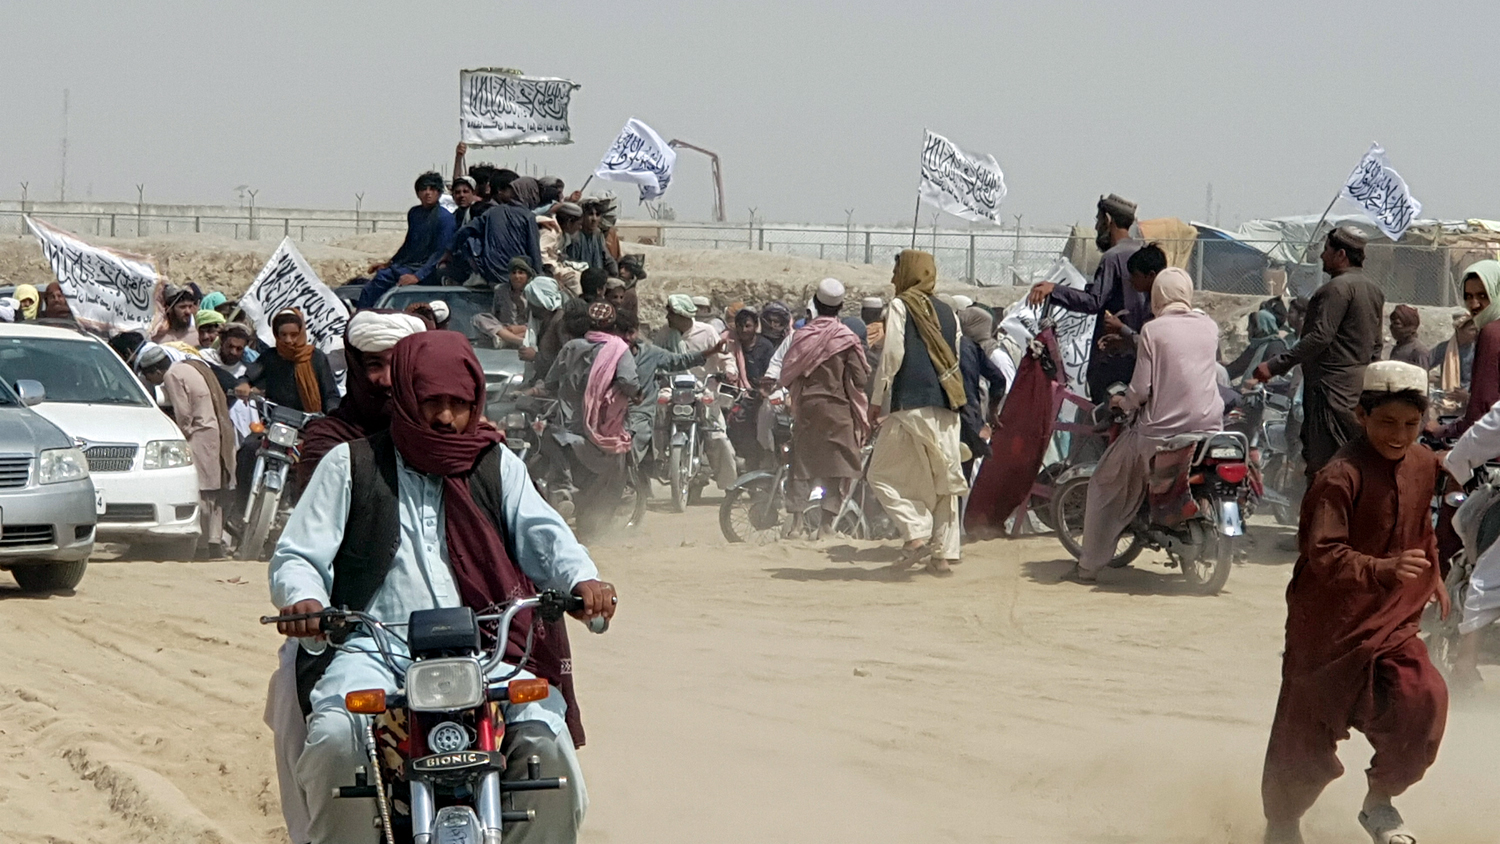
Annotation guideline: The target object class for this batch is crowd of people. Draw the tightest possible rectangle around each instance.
[17,164,1500,844]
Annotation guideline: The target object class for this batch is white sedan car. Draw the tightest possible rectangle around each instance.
[0,325,200,558]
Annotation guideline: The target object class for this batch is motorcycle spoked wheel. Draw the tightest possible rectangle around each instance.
[720,476,784,544]
[1029,463,1070,532]
[1175,513,1235,595]
[1051,476,1144,567]
[669,443,691,513]
[1265,455,1300,526]
[235,485,282,561]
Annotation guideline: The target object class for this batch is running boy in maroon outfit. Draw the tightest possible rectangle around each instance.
[1262,360,1448,844]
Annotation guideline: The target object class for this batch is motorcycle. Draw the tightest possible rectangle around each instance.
[1421,447,1500,675]
[655,373,719,513]
[260,591,605,844]
[1232,384,1300,525]
[719,395,895,544]
[523,396,647,531]
[1051,390,1250,595]
[235,398,321,561]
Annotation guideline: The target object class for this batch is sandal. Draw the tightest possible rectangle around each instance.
[890,543,928,572]
[1359,804,1417,844]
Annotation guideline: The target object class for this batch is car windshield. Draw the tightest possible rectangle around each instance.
[0,336,153,406]
[376,288,497,345]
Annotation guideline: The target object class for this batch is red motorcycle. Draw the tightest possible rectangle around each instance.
[263,592,604,843]
[1051,388,1251,595]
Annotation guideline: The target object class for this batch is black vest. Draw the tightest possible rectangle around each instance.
[295,431,511,715]
[890,296,959,413]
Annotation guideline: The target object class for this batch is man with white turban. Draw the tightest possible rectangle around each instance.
[264,309,425,844]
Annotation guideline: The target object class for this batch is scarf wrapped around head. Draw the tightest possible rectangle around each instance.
[509,177,542,211]
[893,250,965,410]
[1150,268,1194,316]
[302,311,427,475]
[524,277,562,313]
[201,291,228,312]
[388,331,584,743]
[272,308,323,413]
[959,306,999,356]
[1464,260,1500,329]
[14,284,38,320]
[1239,309,1282,385]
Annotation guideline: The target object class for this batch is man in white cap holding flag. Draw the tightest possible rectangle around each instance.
[779,278,871,537]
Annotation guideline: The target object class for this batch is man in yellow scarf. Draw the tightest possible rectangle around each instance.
[868,250,968,575]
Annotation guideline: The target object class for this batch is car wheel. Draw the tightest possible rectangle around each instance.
[11,559,88,592]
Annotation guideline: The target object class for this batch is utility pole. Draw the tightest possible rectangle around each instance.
[354,192,364,232]
[1204,183,1213,224]
[248,189,259,240]
[135,183,145,236]
[845,208,855,261]
[59,89,69,202]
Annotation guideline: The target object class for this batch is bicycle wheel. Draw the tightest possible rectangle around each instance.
[719,476,783,544]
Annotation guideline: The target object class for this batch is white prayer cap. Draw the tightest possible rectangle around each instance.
[815,277,845,307]
[429,300,450,323]
[346,311,426,353]
[952,294,974,309]
[691,295,712,309]
[860,297,884,310]
[134,343,170,372]
[1362,360,1427,394]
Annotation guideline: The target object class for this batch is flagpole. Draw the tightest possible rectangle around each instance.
[911,189,922,249]
[1300,190,1342,262]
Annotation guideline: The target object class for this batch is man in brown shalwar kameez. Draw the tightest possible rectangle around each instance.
[1256,226,1385,478]
[138,345,237,559]
[1261,361,1447,844]
[779,278,871,538]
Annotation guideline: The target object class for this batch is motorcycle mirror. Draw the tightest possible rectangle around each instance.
[1444,491,1468,508]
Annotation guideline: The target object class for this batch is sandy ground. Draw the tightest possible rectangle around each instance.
[3,501,1499,844]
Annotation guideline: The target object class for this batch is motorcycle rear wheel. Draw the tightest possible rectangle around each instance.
[620,465,648,530]
[720,476,783,544]
[1179,516,1235,595]
[236,485,282,562]
[1052,476,1144,567]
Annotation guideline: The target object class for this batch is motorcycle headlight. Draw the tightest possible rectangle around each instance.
[144,439,193,469]
[671,404,696,418]
[38,447,89,484]
[267,422,298,447]
[504,412,526,429]
[405,658,485,712]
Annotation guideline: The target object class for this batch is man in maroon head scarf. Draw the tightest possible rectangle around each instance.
[270,330,617,844]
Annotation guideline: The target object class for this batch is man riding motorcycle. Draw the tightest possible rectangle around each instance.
[1070,267,1224,583]
[269,331,617,844]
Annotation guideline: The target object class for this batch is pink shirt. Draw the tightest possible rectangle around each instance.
[1120,310,1223,438]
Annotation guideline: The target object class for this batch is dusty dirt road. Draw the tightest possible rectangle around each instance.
[2,504,1497,844]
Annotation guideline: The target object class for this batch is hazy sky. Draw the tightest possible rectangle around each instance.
[3,1,1496,229]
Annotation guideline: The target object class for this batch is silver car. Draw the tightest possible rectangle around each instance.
[0,378,96,591]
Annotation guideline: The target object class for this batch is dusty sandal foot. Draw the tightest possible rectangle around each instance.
[1359,805,1416,844]
[926,558,955,576]
[890,544,927,572]
[1064,565,1098,583]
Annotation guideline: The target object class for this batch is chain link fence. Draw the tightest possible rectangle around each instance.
[0,206,405,244]
[3,206,1487,307]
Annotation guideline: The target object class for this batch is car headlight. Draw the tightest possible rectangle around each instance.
[38,447,89,484]
[144,439,193,469]
[405,658,485,712]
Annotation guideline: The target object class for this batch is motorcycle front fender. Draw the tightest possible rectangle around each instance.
[726,469,777,493]
[1217,499,1244,537]
[670,427,690,447]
